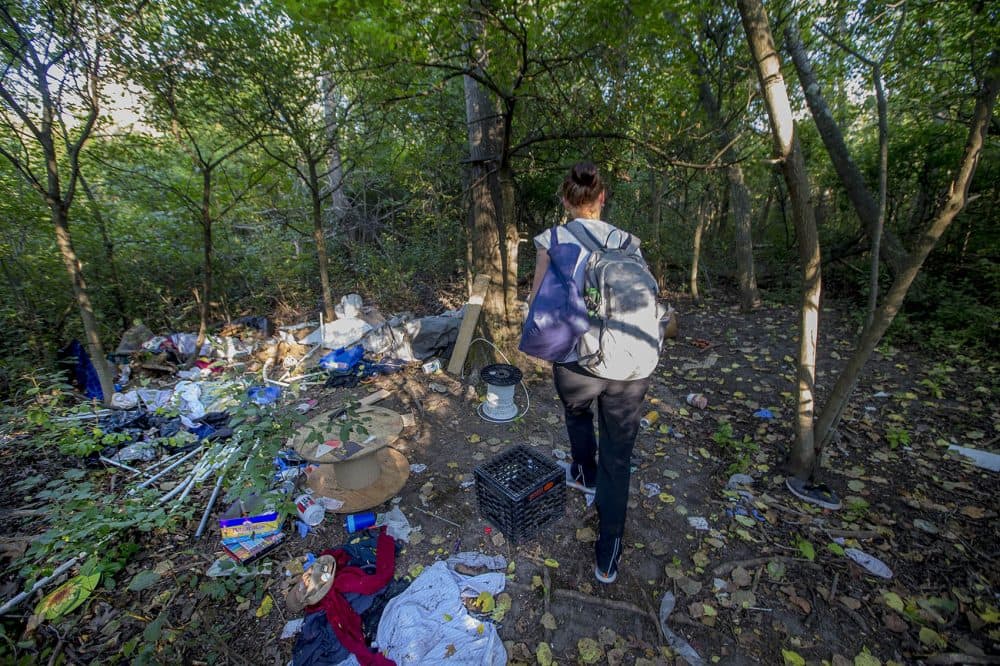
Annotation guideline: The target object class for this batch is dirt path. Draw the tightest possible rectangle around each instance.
[1,297,997,664]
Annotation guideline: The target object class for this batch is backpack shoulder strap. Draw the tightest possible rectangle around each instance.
[548,226,559,249]
[566,220,602,252]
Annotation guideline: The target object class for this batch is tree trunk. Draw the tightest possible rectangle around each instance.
[690,199,705,302]
[696,78,761,310]
[783,25,906,275]
[738,0,822,479]
[814,52,1000,457]
[463,51,510,343]
[866,64,888,327]
[196,169,212,350]
[53,203,115,403]
[80,174,129,333]
[321,75,349,228]
[310,161,336,321]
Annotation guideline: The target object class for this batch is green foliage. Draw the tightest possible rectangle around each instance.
[711,421,759,475]
[885,426,910,450]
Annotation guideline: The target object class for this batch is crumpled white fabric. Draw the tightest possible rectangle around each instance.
[171,380,206,420]
[303,318,372,349]
[375,561,506,665]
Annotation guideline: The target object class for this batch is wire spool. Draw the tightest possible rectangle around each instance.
[478,363,523,423]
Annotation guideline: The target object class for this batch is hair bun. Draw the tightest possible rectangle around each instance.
[573,165,596,186]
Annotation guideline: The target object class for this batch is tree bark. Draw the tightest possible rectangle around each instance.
[783,25,906,276]
[462,31,514,345]
[321,75,349,229]
[80,174,129,333]
[738,0,822,478]
[53,204,114,402]
[690,198,705,302]
[196,169,212,349]
[696,77,761,311]
[814,52,1000,455]
[309,160,336,321]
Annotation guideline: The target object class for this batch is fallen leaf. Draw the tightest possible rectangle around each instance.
[540,612,557,630]
[468,434,481,443]
[961,506,987,520]
[577,637,604,664]
[543,558,560,568]
[918,626,947,649]
[127,570,160,593]
[882,591,905,613]
[255,594,273,618]
[536,642,553,666]
[576,527,597,542]
[782,649,806,666]
[444,644,456,658]
[853,647,882,666]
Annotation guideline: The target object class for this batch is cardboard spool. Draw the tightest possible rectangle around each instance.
[289,405,409,514]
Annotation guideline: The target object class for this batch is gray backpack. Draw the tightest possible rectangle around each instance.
[567,221,665,381]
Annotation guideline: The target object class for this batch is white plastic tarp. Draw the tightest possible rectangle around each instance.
[375,561,506,665]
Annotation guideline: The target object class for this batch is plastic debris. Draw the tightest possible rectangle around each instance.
[642,482,661,498]
[686,393,708,409]
[247,385,281,405]
[725,473,755,489]
[280,618,305,640]
[687,516,709,531]
[845,548,893,579]
[873,391,891,398]
[377,506,414,542]
[315,496,344,512]
[658,592,703,665]
[409,463,428,474]
[947,444,1000,472]
[753,408,773,420]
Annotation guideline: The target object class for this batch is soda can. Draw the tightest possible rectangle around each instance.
[640,410,659,428]
[422,359,442,374]
[295,493,325,526]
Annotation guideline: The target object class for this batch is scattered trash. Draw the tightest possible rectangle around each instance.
[319,345,365,373]
[947,444,1000,472]
[295,399,318,414]
[280,617,305,640]
[409,463,427,474]
[686,393,708,409]
[295,520,311,538]
[845,547,893,579]
[247,384,282,406]
[873,391,891,398]
[294,493,325,526]
[377,506,414,542]
[551,449,567,461]
[753,408,774,420]
[640,410,659,428]
[345,511,376,533]
[658,591,704,665]
[428,382,449,393]
[681,353,718,372]
[642,482,661,498]
[422,358,442,374]
[315,496,345,512]
[726,473,755,489]
[687,516,710,531]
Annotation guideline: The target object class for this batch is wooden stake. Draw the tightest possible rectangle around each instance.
[447,274,491,376]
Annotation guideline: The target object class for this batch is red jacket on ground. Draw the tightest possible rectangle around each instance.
[305,531,396,666]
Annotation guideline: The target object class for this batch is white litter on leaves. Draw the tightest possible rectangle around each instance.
[376,506,414,543]
[658,592,703,665]
[409,464,428,474]
[845,548,893,579]
[642,483,661,498]
[376,561,506,665]
[947,444,1000,472]
[687,516,710,531]
[725,473,754,489]
[315,496,345,512]
[280,618,304,639]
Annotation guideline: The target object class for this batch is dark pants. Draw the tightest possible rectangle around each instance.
[553,362,650,537]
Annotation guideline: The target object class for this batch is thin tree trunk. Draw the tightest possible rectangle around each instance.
[690,199,705,302]
[815,52,1000,457]
[866,64,888,327]
[196,169,212,350]
[696,78,761,310]
[321,75,349,228]
[309,161,336,321]
[784,24,906,276]
[738,0,822,479]
[53,204,114,402]
[79,174,129,333]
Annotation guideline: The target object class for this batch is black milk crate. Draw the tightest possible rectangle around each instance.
[474,445,565,543]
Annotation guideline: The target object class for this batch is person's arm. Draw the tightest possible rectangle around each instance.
[527,250,549,306]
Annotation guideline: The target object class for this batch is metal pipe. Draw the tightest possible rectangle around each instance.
[132,446,203,493]
[99,456,148,477]
[157,472,194,505]
[0,553,84,615]
[195,474,225,538]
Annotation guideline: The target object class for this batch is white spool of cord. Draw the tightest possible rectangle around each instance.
[478,363,523,423]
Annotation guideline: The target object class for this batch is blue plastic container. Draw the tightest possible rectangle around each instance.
[344,511,376,533]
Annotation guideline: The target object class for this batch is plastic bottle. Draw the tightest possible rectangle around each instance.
[686,393,708,409]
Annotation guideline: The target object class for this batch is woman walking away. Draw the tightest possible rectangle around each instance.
[527,162,656,584]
